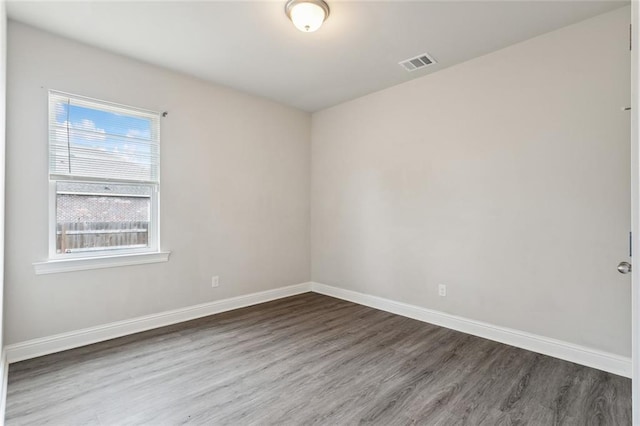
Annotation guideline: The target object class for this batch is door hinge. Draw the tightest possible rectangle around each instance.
[630,231,633,257]
[630,24,633,51]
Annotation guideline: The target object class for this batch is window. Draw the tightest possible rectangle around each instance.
[44,91,164,266]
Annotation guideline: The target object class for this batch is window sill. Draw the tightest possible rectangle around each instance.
[33,251,171,275]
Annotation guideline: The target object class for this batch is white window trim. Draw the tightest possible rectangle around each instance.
[38,90,169,272]
[33,251,170,275]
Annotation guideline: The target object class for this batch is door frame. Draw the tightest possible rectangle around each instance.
[632,1,639,423]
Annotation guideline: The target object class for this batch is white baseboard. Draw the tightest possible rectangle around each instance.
[311,282,632,378]
[4,280,631,379]
[5,282,312,364]
[0,350,6,426]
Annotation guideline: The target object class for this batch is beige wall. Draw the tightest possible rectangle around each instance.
[5,6,633,360]
[5,22,311,344]
[0,0,6,354]
[311,7,632,356]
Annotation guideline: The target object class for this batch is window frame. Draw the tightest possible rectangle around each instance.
[38,90,167,271]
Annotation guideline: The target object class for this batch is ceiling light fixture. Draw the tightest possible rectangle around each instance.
[285,0,330,33]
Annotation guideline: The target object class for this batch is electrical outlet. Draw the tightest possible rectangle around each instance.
[211,276,219,288]
[438,284,446,297]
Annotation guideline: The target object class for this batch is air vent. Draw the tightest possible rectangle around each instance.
[399,53,437,72]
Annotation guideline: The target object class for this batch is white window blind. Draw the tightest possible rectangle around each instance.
[48,91,161,183]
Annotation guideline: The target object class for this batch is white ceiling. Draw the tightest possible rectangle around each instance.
[7,0,628,112]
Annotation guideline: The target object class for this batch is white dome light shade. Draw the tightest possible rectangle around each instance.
[285,0,329,33]
[290,3,325,32]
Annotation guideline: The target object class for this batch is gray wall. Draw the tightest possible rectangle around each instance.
[5,22,311,344]
[311,7,632,356]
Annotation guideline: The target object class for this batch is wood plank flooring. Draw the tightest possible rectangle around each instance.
[5,292,632,425]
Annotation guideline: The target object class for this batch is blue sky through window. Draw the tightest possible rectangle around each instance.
[55,102,153,163]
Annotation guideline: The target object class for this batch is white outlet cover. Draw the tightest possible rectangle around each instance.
[212,276,219,287]
[438,284,446,297]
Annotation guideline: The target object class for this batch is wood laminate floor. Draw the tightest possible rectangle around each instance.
[5,293,632,425]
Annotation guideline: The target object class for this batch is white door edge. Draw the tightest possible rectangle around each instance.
[631,2,639,424]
